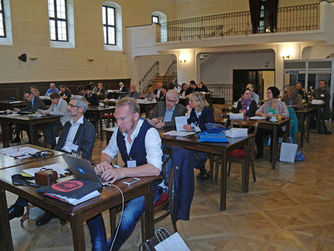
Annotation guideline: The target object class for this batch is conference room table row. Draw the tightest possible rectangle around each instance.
[0,144,159,251]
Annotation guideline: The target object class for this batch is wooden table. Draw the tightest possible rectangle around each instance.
[0,114,62,148]
[159,130,251,211]
[0,144,64,170]
[0,156,160,251]
[295,107,314,148]
[0,100,26,110]
[256,118,291,170]
[85,106,115,141]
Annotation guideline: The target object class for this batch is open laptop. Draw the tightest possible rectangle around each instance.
[62,155,103,184]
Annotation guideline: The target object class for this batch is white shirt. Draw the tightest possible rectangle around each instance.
[103,119,162,170]
[62,116,84,153]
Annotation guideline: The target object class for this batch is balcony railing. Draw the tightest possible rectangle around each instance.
[157,3,319,43]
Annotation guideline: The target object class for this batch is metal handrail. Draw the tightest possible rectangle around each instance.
[139,61,159,92]
[158,3,320,42]
[163,60,177,88]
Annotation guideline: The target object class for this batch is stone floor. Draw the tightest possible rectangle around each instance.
[5,126,334,250]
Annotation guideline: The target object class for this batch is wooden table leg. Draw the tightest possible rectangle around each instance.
[306,111,311,143]
[28,124,35,145]
[70,215,85,251]
[300,113,305,148]
[220,150,227,210]
[0,189,14,251]
[1,120,9,148]
[242,141,250,193]
[143,183,154,243]
[272,124,278,170]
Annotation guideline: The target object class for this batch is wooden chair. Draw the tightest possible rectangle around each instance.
[209,121,258,185]
[109,149,177,244]
[227,121,259,183]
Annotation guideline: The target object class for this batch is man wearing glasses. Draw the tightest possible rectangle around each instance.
[11,90,46,143]
[8,96,96,226]
[148,89,186,129]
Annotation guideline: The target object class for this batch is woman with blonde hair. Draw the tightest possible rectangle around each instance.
[184,92,214,179]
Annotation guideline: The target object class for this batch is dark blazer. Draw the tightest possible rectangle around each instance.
[236,99,257,117]
[187,106,214,131]
[21,96,46,112]
[85,93,99,106]
[154,88,165,101]
[149,102,187,129]
[54,117,96,160]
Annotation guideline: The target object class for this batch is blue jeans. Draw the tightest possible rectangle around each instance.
[87,185,162,251]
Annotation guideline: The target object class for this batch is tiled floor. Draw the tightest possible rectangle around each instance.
[5,127,334,250]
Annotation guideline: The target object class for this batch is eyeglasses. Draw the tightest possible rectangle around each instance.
[68,103,79,108]
[166,98,177,103]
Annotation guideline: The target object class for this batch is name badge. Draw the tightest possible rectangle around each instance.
[70,143,79,152]
[127,160,137,168]
[320,94,325,98]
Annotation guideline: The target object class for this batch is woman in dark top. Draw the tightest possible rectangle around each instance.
[184,92,214,179]
[84,85,99,106]
[179,83,188,97]
[236,88,257,117]
[197,81,209,93]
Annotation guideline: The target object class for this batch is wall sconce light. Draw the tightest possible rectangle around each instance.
[88,58,94,62]
[281,47,294,60]
[179,53,189,63]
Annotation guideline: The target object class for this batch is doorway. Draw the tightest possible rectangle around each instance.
[233,69,275,102]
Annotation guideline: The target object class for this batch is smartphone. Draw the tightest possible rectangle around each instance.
[123,177,140,186]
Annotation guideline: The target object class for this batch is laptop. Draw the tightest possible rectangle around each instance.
[62,155,102,184]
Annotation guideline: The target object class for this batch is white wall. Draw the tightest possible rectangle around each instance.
[302,45,334,59]
[200,51,275,85]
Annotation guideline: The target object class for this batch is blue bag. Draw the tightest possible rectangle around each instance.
[295,150,305,161]
[197,131,230,143]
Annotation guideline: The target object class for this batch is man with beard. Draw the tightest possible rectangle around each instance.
[86,97,163,251]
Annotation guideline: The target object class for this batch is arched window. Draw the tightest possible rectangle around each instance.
[103,1,122,51]
[0,0,12,45]
[152,11,167,42]
[48,0,75,48]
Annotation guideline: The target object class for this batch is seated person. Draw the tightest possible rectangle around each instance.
[87,97,163,250]
[197,81,209,93]
[58,85,72,102]
[296,81,308,102]
[45,82,59,96]
[184,92,214,179]
[148,89,186,129]
[11,90,46,143]
[30,86,40,97]
[8,96,96,226]
[246,83,260,105]
[255,86,289,159]
[185,80,198,95]
[179,83,188,98]
[40,93,71,147]
[84,85,99,106]
[312,80,332,134]
[236,88,257,117]
[96,82,105,97]
[77,86,85,96]
[142,85,156,102]
[281,86,304,109]
[127,84,140,99]
[154,82,165,101]
[119,81,127,92]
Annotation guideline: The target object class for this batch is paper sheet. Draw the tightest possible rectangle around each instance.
[250,116,266,120]
[175,116,188,132]
[163,130,196,136]
[0,146,40,159]
[22,163,68,177]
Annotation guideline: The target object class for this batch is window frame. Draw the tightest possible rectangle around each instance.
[48,0,69,42]
[152,15,159,24]
[102,5,116,46]
[0,0,6,38]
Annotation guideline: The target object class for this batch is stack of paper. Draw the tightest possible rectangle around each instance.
[0,146,40,159]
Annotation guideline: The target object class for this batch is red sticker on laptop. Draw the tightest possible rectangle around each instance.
[51,180,84,192]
